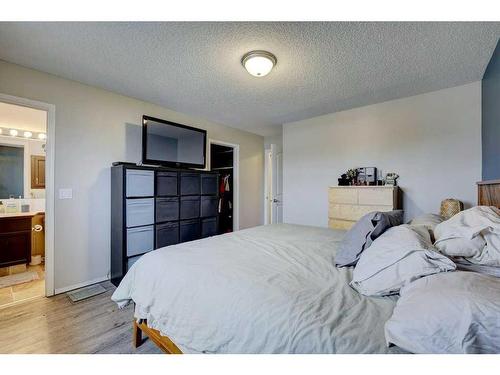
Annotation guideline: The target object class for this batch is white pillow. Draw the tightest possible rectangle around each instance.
[408,213,444,229]
[385,271,500,353]
[434,206,500,266]
[408,213,444,242]
[351,225,456,296]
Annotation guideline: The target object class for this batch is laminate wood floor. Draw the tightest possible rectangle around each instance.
[0,281,162,354]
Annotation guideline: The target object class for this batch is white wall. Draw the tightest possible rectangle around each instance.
[283,82,482,226]
[264,132,283,153]
[0,60,264,292]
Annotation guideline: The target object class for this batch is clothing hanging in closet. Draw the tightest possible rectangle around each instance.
[218,174,232,233]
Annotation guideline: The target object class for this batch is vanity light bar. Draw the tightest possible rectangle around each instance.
[0,126,46,141]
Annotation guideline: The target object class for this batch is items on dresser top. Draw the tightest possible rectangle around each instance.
[111,164,219,286]
[355,167,377,185]
[328,186,401,230]
[384,173,399,186]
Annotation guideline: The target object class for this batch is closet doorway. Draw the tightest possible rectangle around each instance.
[208,140,239,233]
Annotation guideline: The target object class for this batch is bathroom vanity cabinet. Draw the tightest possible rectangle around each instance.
[0,215,32,267]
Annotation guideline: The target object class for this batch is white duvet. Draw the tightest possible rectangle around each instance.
[434,206,500,266]
[112,224,401,353]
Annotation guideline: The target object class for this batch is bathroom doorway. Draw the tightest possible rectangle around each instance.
[0,94,55,308]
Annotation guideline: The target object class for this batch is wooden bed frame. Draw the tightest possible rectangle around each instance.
[133,319,183,354]
[477,179,500,209]
[132,180,500,354]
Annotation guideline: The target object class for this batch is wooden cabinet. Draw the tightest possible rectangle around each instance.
[31,155,46,189]
[31,213,45,257]
[328,186,400,230]
[0,216,32,267]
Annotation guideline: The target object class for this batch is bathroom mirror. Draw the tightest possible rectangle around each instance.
[0,144,24,199]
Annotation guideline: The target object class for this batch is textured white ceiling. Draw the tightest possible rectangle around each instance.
[0,22,498,136]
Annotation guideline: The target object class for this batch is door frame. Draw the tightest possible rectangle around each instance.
[207,139,240,231]
[0,93,56,297]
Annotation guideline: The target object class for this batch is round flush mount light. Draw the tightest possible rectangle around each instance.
[24,131,33,138]
[9,129,18,136]
[38,133,47,140]
[241,50,277,77]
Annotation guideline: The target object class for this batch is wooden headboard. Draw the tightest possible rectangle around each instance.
[477,180,500,209]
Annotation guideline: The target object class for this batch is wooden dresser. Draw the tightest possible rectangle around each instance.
[328,186,401,230]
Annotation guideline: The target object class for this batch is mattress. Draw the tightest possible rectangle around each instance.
[112,223,403,353]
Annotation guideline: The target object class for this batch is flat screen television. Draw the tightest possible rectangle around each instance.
[142,115,207,169]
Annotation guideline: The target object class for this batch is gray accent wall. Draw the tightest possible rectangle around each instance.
[482,40,500,181]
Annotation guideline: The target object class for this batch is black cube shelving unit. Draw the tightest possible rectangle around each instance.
[111,163,219,286]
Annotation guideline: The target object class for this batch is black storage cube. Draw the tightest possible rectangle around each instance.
[201,174,218,195]
[180,219,200,242]
[201,217,218,238]
[180,172,200,195]
[156,197,179,222]
[180,196,200,219]
[156,171,178,196]
[156,222,179,248]
[201,196,219,217]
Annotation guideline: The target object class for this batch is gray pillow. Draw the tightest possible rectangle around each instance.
[350,225,455,296]
[335,210,403,267]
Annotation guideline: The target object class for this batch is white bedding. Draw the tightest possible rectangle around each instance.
[351,225,456,296]
[112,224,402,354]
[434,206,500,266]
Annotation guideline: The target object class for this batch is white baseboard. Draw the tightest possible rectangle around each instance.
[54,276,109,295]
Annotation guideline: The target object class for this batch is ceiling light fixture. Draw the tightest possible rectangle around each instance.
[9,129,18,136]
[241,50,277,78]
[24,131,33,138]
[38,133,47,140]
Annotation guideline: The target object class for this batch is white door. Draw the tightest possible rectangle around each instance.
[264,145,283,225]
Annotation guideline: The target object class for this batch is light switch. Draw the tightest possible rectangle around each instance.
[59,188,73,199]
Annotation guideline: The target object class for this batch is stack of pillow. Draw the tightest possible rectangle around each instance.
[335,206,500,354]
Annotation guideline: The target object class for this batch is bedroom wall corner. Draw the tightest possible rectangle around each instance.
[282,82,482,226]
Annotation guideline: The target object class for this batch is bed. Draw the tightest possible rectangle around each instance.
[112,224,404,354]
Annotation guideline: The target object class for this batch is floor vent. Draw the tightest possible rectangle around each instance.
[67,284,107,303]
